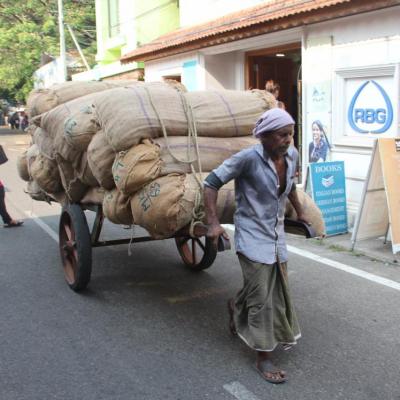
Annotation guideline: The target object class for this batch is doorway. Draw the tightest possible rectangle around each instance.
[246,44,302,157]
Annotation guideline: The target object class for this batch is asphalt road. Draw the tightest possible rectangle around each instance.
[1,131,400,400]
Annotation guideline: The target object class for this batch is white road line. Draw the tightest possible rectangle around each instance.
[287,245,400,292]
[24,210,58,243]
[223,224,400,292]
[223,382,261,400]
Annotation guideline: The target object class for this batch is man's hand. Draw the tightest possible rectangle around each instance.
[206,223,229,249]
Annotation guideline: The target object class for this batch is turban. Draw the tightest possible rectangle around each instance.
[253,108,295,138]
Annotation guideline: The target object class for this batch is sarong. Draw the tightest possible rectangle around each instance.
[233,253,301,352]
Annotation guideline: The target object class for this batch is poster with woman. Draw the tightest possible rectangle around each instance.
[308,119,331,163]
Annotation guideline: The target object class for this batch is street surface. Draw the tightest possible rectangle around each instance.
[1,130,400,400]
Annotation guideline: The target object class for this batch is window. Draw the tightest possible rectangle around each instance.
[108,0,120,38]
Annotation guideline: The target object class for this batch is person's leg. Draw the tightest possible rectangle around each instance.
[232,255,296,383]
[0,186,12,224]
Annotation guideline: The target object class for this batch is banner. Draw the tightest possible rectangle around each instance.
[309,161,348,236]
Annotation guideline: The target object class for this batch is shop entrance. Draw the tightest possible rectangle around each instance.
[246,44,302,157]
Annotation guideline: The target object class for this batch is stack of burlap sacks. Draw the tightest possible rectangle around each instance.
[17,80,325,238]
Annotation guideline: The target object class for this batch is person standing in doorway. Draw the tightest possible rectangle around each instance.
[265,80,285,109]
[204,108,309,384]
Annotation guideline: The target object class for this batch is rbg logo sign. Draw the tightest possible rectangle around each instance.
[348,80,393,133]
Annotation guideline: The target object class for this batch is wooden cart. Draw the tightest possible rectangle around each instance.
[59,203,315,292]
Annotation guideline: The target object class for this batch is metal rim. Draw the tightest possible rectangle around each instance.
[59,213,78,285]
[175,236,207,267]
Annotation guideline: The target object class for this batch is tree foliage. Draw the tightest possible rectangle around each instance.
[0,0,96,102]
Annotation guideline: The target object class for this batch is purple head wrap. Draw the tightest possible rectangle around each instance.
[253,108,295,138]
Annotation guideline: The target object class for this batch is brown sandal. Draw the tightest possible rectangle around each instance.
[4,221,23,228]
[254,360,287,384]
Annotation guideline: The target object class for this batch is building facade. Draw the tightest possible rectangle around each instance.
[121,0,400,226]
[73,0,180,81]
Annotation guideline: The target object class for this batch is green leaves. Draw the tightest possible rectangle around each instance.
[0,0,96,102]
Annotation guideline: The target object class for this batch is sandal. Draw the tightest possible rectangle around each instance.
[4,221,23,228]
[227,299,237,336]
[254,360,287,384]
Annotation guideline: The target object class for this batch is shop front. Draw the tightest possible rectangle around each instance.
[121,1,400,227]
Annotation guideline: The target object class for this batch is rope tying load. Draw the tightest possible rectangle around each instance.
[143,86,205,237]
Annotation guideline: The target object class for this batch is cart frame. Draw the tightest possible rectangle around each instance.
[58,203,315,292]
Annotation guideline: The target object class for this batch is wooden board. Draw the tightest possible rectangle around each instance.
[352,138,400,253]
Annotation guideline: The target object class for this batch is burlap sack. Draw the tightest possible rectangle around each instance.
[284,188,326,237]
[130,173,235,239]
[112,139,162,195]
[32,127,55,159]
[103,189,133,225]
[112,136,258,195]
[25,124,37,137]
[155,136,259,174]
[75,152,99,188]
[94,87,275,152]
[17,151,30,181]
[130,174,188,238]
[63,104,99,151]
[57,157,88,203]
[30,154,63,194]
[27,80,142,117]
[37,93,105,162]
[183,89,276,137]
[26,144,40,177]
[87,130,116,190]
[25,180,52,203]
[94,85,188,152]
[80,187,105,205]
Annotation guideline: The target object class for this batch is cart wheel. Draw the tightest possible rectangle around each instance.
[59,204,92,291]
[175,236,217,271]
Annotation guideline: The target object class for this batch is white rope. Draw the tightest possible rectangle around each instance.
[142,87,205,237]
[127,224,135,256]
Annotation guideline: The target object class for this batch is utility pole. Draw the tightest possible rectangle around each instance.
[57,0,67,82]
[66,24,91,71]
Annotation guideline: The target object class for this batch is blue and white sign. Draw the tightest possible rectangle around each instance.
[347,80,393,134]
[310,161,348,236]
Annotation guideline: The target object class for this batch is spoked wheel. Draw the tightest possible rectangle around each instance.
[59,204,92,291]
[175,236,217,271]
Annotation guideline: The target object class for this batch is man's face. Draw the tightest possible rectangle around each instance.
[259,125,294,157]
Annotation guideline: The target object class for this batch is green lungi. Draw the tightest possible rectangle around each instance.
[233,253,301,352]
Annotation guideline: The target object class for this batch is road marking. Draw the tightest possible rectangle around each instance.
[223,382,261,400]
[223,224,400,292]
[24,210,58,243]
[287,245,400,292]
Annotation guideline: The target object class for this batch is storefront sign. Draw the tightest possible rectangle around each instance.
[348,80,393,134]
[309,161,348,236]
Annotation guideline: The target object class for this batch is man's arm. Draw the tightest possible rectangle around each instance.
[287,185,311,225]
[203,174,229,248]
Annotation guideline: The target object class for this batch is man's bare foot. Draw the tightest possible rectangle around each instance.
[255,353,287,383]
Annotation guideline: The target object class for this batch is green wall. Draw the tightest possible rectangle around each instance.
[135,0,180,47]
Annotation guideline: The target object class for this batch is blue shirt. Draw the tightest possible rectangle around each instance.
[206,144,298,264]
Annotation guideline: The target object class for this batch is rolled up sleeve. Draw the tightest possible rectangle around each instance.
[212,149,250,184]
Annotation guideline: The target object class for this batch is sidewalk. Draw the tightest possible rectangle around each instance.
[291,230,400,266]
